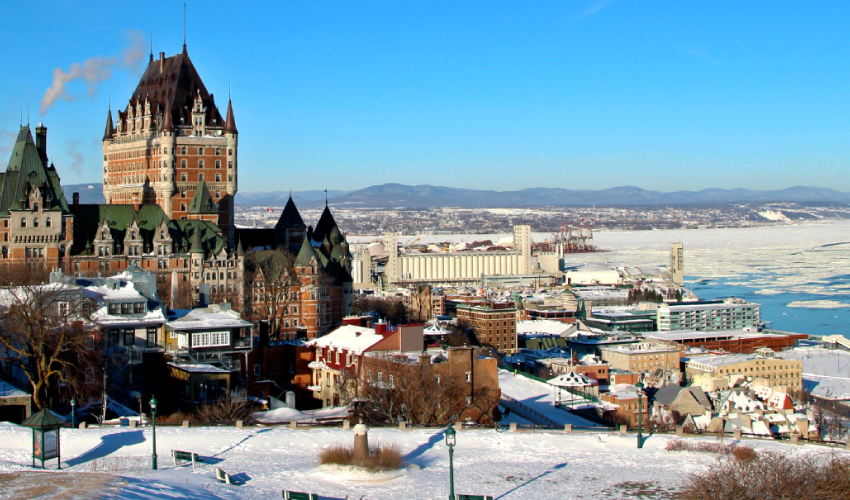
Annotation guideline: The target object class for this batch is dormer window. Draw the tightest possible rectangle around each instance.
[32,203,38,212]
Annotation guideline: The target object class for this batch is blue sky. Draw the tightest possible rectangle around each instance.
[1,1,848,192]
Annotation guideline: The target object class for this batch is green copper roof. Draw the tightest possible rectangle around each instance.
[189,224,204,253]
[71,204,228,257]
[0,126,69,215]
[187,180,216,214]
[294,238,317,266]
[22,408,65,429]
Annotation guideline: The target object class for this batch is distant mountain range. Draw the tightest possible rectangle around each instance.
[62,183,850,209]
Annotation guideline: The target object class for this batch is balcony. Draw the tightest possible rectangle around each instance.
[233,338,252,349]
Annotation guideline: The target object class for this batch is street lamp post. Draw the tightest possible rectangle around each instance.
[445,424,456,500]
[70,398,76,429]
[636,380,644,449]
[150,396,158,470]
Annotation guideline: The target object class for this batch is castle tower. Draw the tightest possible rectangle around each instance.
[102,44,238,244]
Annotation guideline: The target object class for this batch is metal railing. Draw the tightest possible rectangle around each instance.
[500,394,561,428]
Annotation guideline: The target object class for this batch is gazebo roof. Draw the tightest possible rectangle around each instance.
[22,408,65,429]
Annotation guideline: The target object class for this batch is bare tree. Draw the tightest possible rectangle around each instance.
[245,250,301,340]
[0,284,100,410]
[156,274,195,310]
[0,263,50,287]
[338,355,495,425]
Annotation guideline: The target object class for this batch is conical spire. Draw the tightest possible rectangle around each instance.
[162,106,174,132]
[275,195,305,230]
[294,238,317,266]
[103,107,115,141]
[236,236,244,257]
[224,98,237,134]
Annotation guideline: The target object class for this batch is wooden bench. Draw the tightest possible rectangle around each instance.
[172,450,203,468]
[215,467,234,485]
[282,491,319,500]
[455,495,494,500]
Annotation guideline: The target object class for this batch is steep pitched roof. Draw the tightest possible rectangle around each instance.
[119,46,223,134]
[275,196,305,230]
[103,108,115,141]
[294,238,317,266]
[187,180,216,213]
[0,126,69,214]
[190,225,204,253]
[311,205,338,243]
[224,98,237,134]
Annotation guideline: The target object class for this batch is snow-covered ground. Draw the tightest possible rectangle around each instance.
[1,422,843,499]
[783,347,850,400]
[498,370,602,427]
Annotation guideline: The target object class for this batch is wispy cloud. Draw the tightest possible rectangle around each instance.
[40,30,147,115]
[575,0,613,20]
[64,140,85,178]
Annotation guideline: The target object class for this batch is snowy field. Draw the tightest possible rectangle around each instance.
[1,421,844,499]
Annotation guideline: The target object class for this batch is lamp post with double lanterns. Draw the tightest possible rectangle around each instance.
[636,380,645,449]
[150,396,158,470]
[445,424,456,500]
[70,398,76,428]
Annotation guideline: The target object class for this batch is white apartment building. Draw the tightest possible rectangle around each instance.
[657,298,760,332]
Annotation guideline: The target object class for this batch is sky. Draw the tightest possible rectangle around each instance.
[0,1,848,193]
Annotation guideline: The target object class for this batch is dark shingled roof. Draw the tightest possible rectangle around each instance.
[275,196,306,231]
[294,238,317,266]
[224,98,237,134]
[311,205,338,244]
[110,46,225,138]
[103,108,115,141]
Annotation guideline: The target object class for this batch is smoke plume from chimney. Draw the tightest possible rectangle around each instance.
[40,30,147,115]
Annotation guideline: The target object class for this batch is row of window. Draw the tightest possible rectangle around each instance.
[107,302,147,315]
[107,147,233,161]
[192,331,230,348]
[107,328,157,348]
[19,217,53,228]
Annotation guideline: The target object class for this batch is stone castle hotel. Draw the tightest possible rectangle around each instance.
[0,42,352,338]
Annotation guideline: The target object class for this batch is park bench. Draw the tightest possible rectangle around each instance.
[282,491,319,500]
[172,449,203,468]
[215,467,234,485]
[455,495,494,500]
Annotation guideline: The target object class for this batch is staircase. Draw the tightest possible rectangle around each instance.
[500,394,560,428]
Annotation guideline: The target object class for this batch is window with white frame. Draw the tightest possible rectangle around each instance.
[191,331,230,348]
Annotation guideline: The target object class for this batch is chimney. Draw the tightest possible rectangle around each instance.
[72,192,79,212]
[375,323,387,336]
[159,52,165,72]
[35,122,47,166]
[418,352,430,365]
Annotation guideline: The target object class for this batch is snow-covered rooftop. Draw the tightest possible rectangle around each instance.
[517,319,573,336]
[167,306,252,331]
[167,363,230,374]
[305,324,385,355]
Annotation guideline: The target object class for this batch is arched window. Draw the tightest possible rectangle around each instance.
[46,217,51,227]
[101,231,107,240]
[20,218,26,228]
[33,218,39,228]
[228,149,233,155]
[181,147,187,155]
[32,203,38,212]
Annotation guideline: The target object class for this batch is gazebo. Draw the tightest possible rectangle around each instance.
[548,371,599,408]
[22,408,65,469]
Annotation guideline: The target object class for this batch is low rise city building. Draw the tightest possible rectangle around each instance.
[685,348,803,391]
[656,298,760,331]
[456,301,517,353]
[600,342,681,373]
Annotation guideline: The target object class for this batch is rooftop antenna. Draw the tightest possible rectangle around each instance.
[150,32,153,61]
[325,186,328,206]
[183,3,187,50]
[20,108,22,127]
[27,107,29,126]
